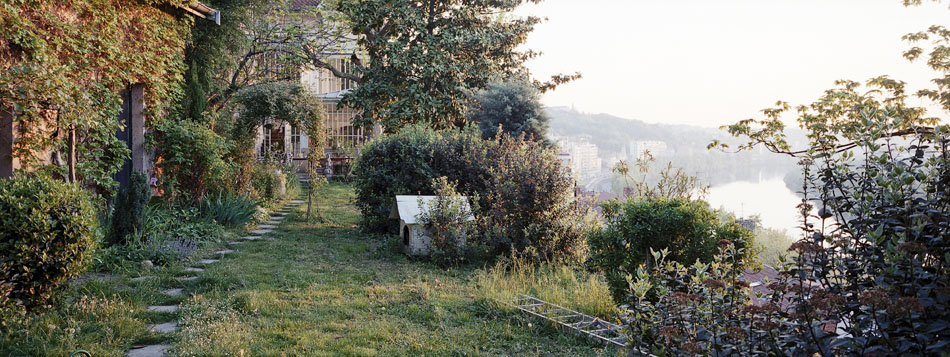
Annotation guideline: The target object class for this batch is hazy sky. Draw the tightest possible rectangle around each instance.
[516,0,948,128]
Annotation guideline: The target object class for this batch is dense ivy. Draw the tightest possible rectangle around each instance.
[0,0,193,193]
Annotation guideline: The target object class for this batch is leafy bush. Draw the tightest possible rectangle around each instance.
[109,172,151,246]
[198,192,258,227]
[249,163,286,205]
[0,175,98,310]
[353,124,592,262]
[587,198,755,303]
[153,120,234,204]
[621,242,777,355]
[415,177,475,265]
[126,204,222,265]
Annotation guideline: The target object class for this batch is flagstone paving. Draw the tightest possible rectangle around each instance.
[147,305,179,313]
[149,322,178,333]
[123,200,302,357]
[126,344,169,357]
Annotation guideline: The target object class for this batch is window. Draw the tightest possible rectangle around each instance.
[291,125,302,158]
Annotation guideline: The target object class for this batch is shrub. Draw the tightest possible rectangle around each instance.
[126,204,222,265]
[153,120,234,204]
[621,243,777,354]
[198,192,257,227]
[0,175,98,310]
[249,163,286,205]
[109,172,151,246]
[415,177,475,265]
[353,124,592,262]
[587,198,755,303]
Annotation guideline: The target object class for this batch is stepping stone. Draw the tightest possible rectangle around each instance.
[274,212,288,216]
[162,288,183,297]
[249,229,272,235]
[127,344,169,357]
[270,216,285,221]
[264,237,277,241]
[228,241,243,245]
[200,259,219,264]
[257,224,276,229]
[147,305,179,313]
[184,267,205,272]
[289,200,304,204]
[266,220,280,225]
[175,276,197,282]
[215,249,235,255]
[240,235,261,240]
[149,322,178,333]
[131,276,154,282]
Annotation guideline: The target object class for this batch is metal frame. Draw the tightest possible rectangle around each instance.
[513,295,628,348]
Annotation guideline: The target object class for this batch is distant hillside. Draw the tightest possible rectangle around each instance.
[546,107,801,186]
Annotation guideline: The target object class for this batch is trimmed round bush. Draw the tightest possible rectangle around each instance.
[0,175,98,310]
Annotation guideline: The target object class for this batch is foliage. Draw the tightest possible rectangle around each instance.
[478,133,593,263]
[753,227,795,266]
[471,79,550,142]
[0,0,192,193]
[125,204,221,265]
[415,176,475,265]
[198,192,258,227]
[109,172,151,246]
[353,124,592,262]
[153,120,235,204]
[338,0,579,131]
[621,243,780,355]
[249,162,287,205]
[613,152,709,200]
[587,198,755,303]
[700,4,950,349]
[0,174,98,311]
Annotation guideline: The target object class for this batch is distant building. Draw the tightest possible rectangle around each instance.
[629,140,668,160]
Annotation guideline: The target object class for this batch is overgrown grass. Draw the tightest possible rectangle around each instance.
[474,257,618,320]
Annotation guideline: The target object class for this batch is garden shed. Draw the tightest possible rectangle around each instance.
[390,195,475,256]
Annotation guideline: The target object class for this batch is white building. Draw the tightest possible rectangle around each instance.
[552,135,602,180]
[629,140,668,160]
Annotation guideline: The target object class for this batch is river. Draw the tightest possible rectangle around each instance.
[706,177,803,234]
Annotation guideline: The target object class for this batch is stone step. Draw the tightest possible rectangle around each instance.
[257,224,276,229]
[127,344,169,357]
[130,276,154,282]
[240,235,262,241]
[227,241,243,245]
[183,267,205,273]
[200,259,219,264]
[270,216,285,221]
[248,229,272,235]
[147,305,179,313]
[215,249,235,255]
[175,276,197,282]
[149,322,178,333]
[161,288,183,297]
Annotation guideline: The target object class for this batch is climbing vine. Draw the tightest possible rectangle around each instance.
[0,0,193,194]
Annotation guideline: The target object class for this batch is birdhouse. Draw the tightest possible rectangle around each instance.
[390,195,475,256]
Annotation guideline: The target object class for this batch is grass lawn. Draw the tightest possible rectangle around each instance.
[2,182,617,356]
[174,182,613,355]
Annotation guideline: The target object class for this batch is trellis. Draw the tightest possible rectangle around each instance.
[513,295,628,348]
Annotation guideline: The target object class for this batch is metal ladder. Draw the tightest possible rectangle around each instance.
[513,294,628,348]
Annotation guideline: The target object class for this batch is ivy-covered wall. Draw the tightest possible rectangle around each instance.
[0,0,194,194]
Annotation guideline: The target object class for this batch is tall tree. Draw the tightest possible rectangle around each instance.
[470,79,550,142]
[325,0,578,131]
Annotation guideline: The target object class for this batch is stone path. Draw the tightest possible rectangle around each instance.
[127,200,300,356]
